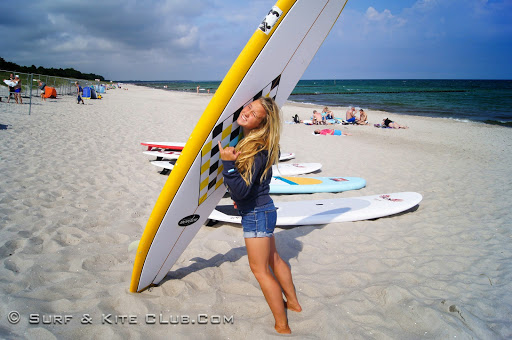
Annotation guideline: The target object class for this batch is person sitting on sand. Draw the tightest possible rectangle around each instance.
[312,110,325,125]
[356,109,368,125]
[322,106,334,120]
[383,118,408,129]
[38,80,46,101]
[314,129,351,136]
[345,107,356,123]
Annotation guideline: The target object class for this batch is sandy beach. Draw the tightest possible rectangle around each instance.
[1,85,511,339]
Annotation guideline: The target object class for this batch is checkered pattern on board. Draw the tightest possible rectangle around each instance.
[197,74,281,205]
[198,115,242,205]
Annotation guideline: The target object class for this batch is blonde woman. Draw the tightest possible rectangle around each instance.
[322,106,334,119]
[218,97,301,334]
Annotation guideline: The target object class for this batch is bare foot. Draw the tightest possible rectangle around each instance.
[275,323,291,334]
[284,299,302,312]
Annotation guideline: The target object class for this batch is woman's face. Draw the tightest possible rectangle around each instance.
[237,100,267,131]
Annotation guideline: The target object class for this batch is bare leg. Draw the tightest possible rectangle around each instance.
[268,236,302,312]
[390,122,408,129]
[245,237,291,334]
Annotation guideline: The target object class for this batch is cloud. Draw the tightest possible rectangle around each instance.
[365,7,405,26]
[0,0,214,78]
[0,0,510,79]
[306,0,512,79]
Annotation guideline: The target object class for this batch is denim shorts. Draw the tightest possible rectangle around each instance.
[239,201,277,238]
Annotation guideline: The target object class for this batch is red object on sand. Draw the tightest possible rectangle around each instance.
[44,87,57,98]
[140,142,186,151]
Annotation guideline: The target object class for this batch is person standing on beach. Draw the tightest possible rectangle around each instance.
[6,73,15,103]
[75,82,84,104]
[218,97,302,334]
[13,75,22,104]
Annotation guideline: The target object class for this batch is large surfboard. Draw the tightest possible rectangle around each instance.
[269,176,365,194]
[210,192,422,225]
[131,0,350,293]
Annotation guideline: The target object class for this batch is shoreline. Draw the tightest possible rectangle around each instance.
[127,80,512,128]
[0,84,511,338]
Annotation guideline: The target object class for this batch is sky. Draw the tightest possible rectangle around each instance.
[0,0,511,81]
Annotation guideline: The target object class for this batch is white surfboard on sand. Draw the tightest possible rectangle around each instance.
[143,150,181,160]
[151,160,321,176]
[144,150,294,161]
[131,0,350,293]
[273,163,321,176]
[209,192,423,225]
[279,152,295,161]
[269,176,365,194]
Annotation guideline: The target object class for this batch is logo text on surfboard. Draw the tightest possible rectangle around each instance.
[178,214,200,227]
[259,6,283,35]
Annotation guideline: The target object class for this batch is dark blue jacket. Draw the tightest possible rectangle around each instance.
[221,150,272,211]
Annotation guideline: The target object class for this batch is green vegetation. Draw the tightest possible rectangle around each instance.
[0,57,105,81]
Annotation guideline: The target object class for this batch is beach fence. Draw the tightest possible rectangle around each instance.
[0,69,97,115]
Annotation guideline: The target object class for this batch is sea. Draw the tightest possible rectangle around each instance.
[130,79,512,127]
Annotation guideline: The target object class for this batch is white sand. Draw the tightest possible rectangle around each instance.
[0,85,511,339]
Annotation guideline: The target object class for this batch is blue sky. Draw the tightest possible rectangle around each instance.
[1,0,511,80]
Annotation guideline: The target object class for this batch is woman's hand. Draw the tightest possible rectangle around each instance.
[218,141,240,161]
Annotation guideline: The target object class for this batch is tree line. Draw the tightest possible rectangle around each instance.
[0,57,105,81]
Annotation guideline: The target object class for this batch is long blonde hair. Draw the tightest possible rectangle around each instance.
[235,97,281,186]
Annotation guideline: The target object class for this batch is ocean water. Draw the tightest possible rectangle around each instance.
[132,79,512,127]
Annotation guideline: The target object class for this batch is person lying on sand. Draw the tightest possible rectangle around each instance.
[383,118,408,129]
[314,129,351,136]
